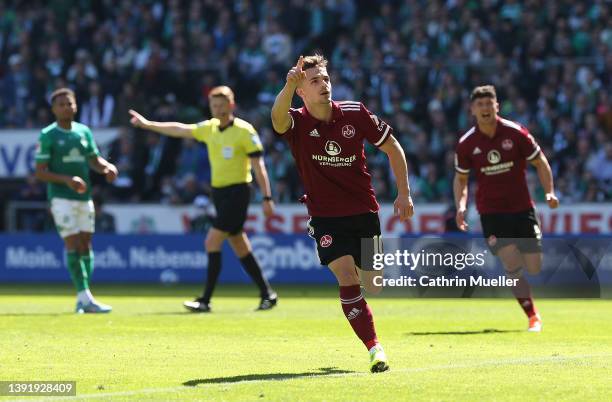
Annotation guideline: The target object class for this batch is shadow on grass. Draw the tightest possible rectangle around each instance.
[183,367,354,386]
[135,312,198,316]
[407,328,521,336]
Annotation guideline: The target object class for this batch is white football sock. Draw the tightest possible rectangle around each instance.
[77,289,94,304]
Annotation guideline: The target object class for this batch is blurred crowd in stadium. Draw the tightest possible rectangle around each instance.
[1,0,610,206]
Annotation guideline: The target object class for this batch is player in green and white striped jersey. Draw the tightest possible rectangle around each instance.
[35,88,118,313]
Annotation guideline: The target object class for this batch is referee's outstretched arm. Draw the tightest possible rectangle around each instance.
[128,109,195,138]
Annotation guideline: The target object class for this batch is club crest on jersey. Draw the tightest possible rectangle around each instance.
[342,124,355,139]
[320,234,333,248]
[502,139,513,150]
[62,148,85,163]
[325,140,341,156]
[487,235,497,247]
[487,150,501,164]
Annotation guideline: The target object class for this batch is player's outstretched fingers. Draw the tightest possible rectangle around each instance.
[128,109,147,127]
[296,55,304,71]
[287,56,306,87]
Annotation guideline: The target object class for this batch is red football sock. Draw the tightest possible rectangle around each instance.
[339,285,378,350]
[511,276,537,318]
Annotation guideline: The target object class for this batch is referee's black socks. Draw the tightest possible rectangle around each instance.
[201,251,222,303]
[240,253,273,298]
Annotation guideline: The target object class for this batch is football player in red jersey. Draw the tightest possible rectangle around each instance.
[271,54,414,372]
[454,85,559,332]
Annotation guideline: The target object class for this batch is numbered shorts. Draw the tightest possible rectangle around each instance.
[480,208,542,255]
[307,212,382,267]
[50,198,95,238]
[211,183,250,235]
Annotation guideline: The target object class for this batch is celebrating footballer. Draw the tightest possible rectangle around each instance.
[271,54,414,372]
[454,85,559,332]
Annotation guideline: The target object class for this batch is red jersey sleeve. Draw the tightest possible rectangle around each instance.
[455,140,472,174]
[517,127,541,161]
[360,103,392,147]
[273,108,300,138]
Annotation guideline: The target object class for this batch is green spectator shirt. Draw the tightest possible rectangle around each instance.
[35,122,100,201]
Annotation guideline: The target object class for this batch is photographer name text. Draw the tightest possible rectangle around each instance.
[374,275,518,287]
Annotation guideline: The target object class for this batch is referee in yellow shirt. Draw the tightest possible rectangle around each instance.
[129,86,277,312]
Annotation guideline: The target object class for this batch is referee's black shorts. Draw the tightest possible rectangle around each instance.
[211,183,250,235]
[307,212,382,267]
[480,208,542,255]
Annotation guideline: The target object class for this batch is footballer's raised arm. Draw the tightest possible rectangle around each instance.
[129,109,195,138]
[271,56,305,134]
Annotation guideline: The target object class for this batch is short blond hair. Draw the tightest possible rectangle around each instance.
[208,86,235,104]
[302,54,328,70]
[470,85,497,102]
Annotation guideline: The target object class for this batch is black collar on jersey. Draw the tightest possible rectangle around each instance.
[218,118,235,132]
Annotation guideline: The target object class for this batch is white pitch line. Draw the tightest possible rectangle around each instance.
[20,354,612,401]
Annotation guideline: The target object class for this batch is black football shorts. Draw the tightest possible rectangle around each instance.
[211,183,250,235]
[480,208,543,255]
[307,212,382,267]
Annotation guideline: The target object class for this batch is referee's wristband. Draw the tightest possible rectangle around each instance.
[263,196,273,202]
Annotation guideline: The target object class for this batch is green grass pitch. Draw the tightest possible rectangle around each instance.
[1,284,610,401]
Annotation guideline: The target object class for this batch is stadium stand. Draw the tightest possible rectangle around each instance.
[0,0,610,208]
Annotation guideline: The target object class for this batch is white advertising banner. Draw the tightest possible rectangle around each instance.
[105,203,612,235]
[0,128,119,177]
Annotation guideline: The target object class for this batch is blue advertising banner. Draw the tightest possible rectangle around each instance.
[0,234,334,284]
[0,234,610,291]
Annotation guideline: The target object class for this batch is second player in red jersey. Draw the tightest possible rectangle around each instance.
[455,115,541,214]
[271,54,414,373]
[454,85,559,333]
